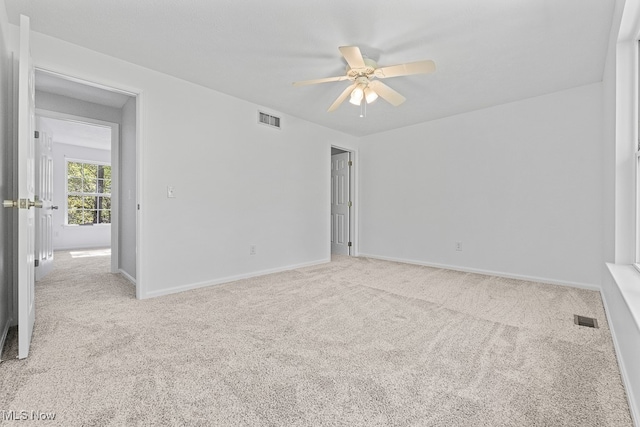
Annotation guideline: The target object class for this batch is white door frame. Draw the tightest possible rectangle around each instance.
[330,145,358,257]
[31,68,145,299]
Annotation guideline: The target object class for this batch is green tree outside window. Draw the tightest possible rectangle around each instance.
[67,161,111,225]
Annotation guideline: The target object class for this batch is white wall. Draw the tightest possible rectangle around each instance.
[14,28,358,298]
[36,91,122,124]
[119,96,136,279]
[50,141,111,250]
[359,83,604,289]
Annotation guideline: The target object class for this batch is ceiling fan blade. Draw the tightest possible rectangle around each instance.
[293,75,349,86]
[328,83,358,112]
[368,80,406,106]
[339,46,366,69]
[374,60,436,79]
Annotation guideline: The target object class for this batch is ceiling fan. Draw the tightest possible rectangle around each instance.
[293,46,436,112]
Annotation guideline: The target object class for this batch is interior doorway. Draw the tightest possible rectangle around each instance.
[331,146,354,256]
[32,69,139,289]
[34,114,115,280]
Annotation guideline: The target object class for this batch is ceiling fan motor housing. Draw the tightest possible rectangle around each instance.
[346,57,378,80]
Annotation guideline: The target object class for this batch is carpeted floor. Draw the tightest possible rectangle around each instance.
[0,250,633,426]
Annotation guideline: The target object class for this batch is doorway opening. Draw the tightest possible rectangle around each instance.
[32,69,139,291]
[34,115,115,281]
[331,146,355,256]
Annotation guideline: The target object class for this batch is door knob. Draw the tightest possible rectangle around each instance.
[3,199,43,209]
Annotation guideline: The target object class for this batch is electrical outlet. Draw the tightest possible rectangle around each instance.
[455,242,462,251]
[249,245,257,255]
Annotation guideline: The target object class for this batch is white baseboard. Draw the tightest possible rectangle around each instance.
[54,245,111,251]
[142,258,330,299]
[357,253,600,291]
[600,288,640,427]
[603,264,640,427]
[118,269,136,285]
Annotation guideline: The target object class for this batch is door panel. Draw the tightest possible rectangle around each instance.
[35,130,54,280]
[331,152,350,255]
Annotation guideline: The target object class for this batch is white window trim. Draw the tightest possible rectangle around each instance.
[636,150,640,272]
[634,39,640,271]
[65,158,112,227]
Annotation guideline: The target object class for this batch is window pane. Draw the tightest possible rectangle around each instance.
[68,177,82,192]
[68,209,82,225]
[83,176,97,193]
[68,162,83,178]
[82,196,96,210]
[68,196,83,210]
[99,210,111,224]
[81,210,95,224]
[102,166,111,180]
[103,179,111,194]
[100,197,111,210]
[83,163,97,179]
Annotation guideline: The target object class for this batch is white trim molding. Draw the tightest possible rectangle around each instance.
[142,258,330,299]
[358,253,601,291]
[604,264,640,426]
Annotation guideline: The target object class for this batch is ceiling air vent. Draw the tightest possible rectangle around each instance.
[258,111,281,129]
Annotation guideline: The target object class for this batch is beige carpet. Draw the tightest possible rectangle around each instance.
[0,250,633,426]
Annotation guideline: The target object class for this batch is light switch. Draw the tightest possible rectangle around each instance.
[167,186,175,198]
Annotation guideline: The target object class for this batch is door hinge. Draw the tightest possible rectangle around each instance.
[348,201,352,207]
[34,131,39,138]
[348,242,352,247]
[34,259,39,267]
[348,160,353,167]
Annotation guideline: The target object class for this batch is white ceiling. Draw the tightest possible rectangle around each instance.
[4,0,615,137]
[40,117,111,151]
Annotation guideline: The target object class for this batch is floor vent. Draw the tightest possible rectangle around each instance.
[258,111,281,129]
[574,315,598,328]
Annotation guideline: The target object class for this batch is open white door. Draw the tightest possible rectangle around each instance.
[2,15,37,359]
[17,15,37,359]
[331,151,351,255]
[34,129,54,280]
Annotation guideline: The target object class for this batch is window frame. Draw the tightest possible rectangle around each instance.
[634,40,640,271]
[636,150,640,271]
[65,158,112,226]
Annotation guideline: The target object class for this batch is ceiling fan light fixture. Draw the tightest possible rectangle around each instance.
[349,86,364,105]
[364,87,378,104]
[292,45,435,112]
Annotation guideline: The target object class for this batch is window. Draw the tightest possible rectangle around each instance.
[66,160,111,225]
